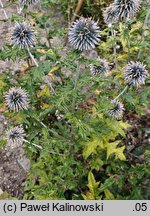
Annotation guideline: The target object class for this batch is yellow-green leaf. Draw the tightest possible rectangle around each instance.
[104,189,115,200]
[83,138,104,159]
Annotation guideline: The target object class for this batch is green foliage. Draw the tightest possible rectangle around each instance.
[0,0,149,200]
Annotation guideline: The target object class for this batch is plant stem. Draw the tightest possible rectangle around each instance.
[34,118,65,139]
[27,46,39,67]
[24,139,64,156]
[125,21,130,61]
[72,61,80,111]
[0,0,8,19]
[137,8,150,60]
[111,26,117,68]
[23,139,42,149]
[113,85,129,101]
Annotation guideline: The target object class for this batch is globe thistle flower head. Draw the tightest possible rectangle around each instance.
[124,61,148,88]
[20,0,38,5]
[90,58,110,76]
[6,125,26,149]
[114,0,140,20]
[4,87,29,112]
[68,18,100,51]
[11,22,35,49]
[107,100,125,119]
[103,4,120,25]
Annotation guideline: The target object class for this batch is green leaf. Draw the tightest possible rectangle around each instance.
[104,189,115,200]
[83,137,104,159]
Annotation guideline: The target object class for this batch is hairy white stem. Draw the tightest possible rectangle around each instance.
[125,21,130,60]
[137,8,150,60]
[0,0,8,19]
[23,139,64,156]
[27,47,39,67]
[110,25,117,67]
[113,85,129,101]
[23,139,42,149]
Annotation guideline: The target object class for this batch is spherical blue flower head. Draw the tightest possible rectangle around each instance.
[69,18,100,51]
[124,61,148,88]
[107,100,125,119]
[6,125,26,149]
[103,3,120,25]
[4,87,29,112]
[114,0,140,20]
[11,23,35,49]
[20,0,38,5]
[90,58,110,76]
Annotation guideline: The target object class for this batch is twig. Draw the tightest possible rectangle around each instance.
[0,0,8,19]
[71,0,84,22]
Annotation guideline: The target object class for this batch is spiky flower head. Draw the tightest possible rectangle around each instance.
[20,0,38,5]
[124,61,148,87]
[4,87,29,112]
[90,58,110,76]
[114,0,140,20]
[11,22,35,49]
[103,4,120,25]
[6,125,26,149]
[68,18,100,51]
[107,100,125,119]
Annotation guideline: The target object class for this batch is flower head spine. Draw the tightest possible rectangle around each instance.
[107,100,125,119]
[4,87,29,112]
[90,58,110,76]
[11,22,35,49]
[124,61,148,88]
[103,4,120,25]
[68,18,100,51]
[114,0,140,20]
[20,0,38,5]
[6,125,26,149]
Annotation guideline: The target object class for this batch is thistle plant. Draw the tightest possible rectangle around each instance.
[4,87,29,112]
[18,0,39,14]
[107,100,125,119]
[124,61,148,88]
[103,4,119,25]
[68,18,100,51]
[113,0,140,59]
[20,0,39,5]
[0,0,149,200]
[103,0,141,62]
[90,58,110,76]
[112,61,148,102]
[11,22,38,66]
[103,5,119,67]
[114,0,140,21]
[6,125,26,149]
[6,125,42,150]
